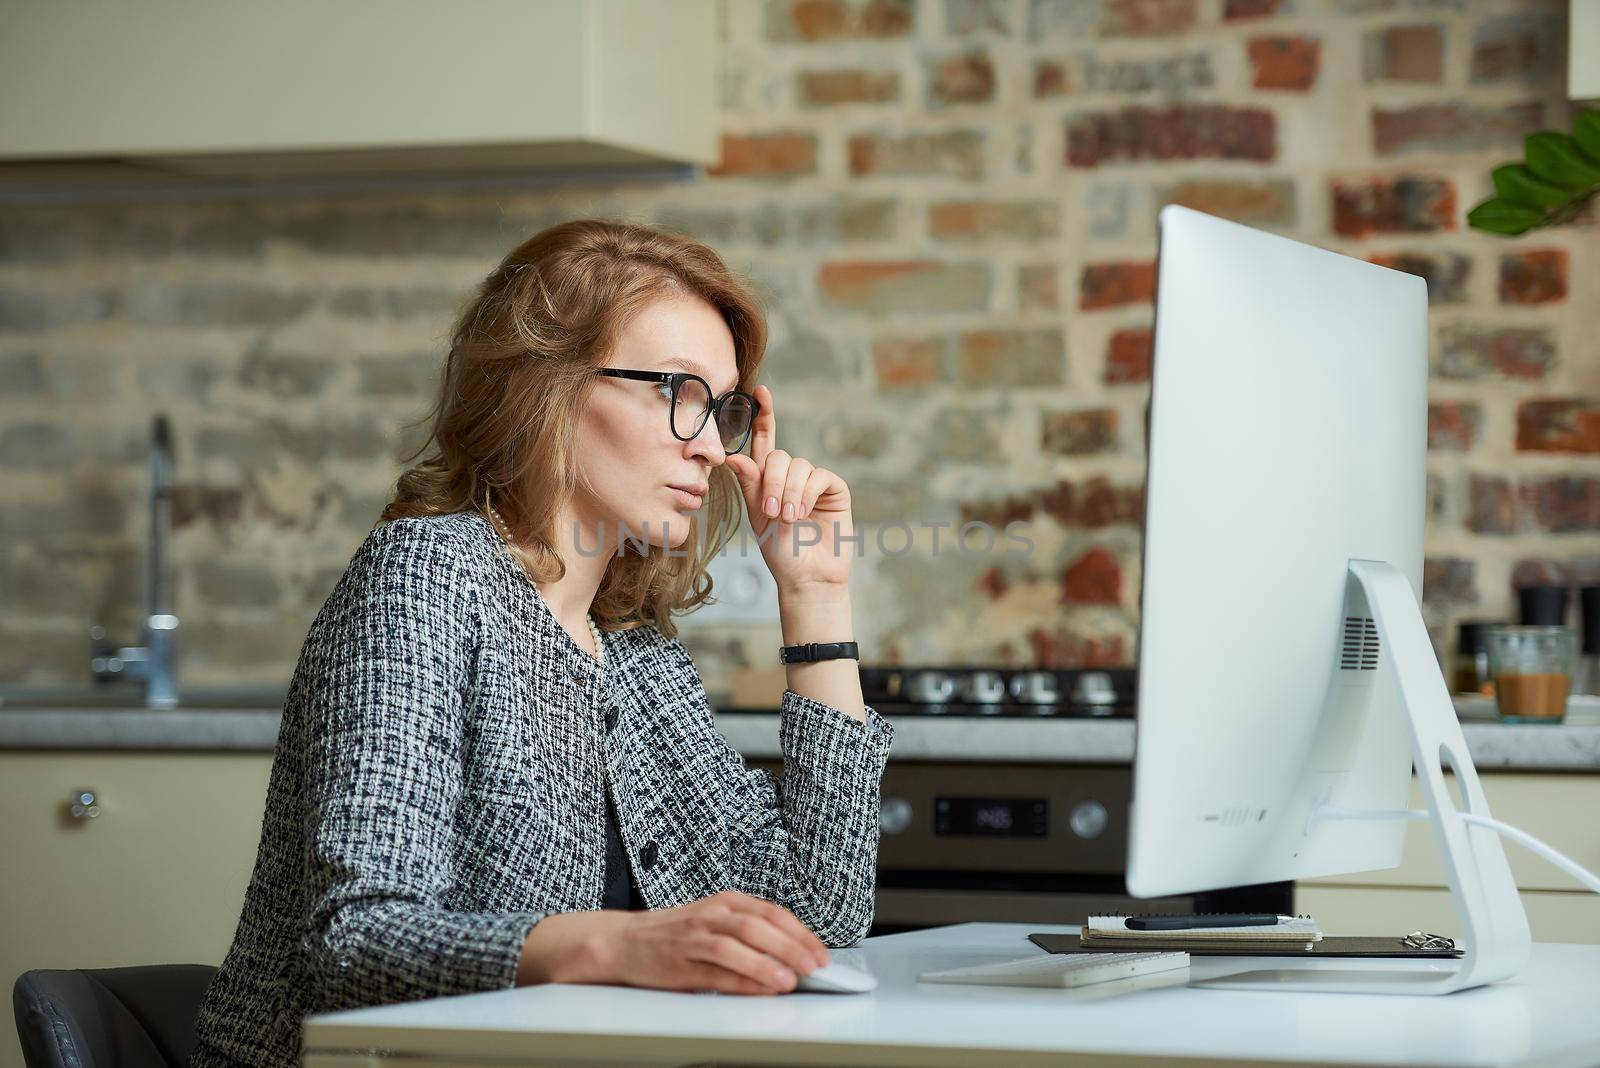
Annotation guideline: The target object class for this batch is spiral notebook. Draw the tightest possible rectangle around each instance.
[1081,912,1323,949]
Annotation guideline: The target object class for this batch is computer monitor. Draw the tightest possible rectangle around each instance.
[1125,206,1531,994]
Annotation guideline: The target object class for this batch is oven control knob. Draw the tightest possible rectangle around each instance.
[1069,800,1108,839]
[879,796,913,836]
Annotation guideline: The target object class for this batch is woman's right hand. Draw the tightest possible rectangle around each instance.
[598,890,832,996]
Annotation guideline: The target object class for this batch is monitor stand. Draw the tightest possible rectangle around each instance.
[1195,559,1532,995]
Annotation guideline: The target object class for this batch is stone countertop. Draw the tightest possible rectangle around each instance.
[3,697,1599,770]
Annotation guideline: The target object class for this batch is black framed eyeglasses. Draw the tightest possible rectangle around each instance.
[595,368,761,454]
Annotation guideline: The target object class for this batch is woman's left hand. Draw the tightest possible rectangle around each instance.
[723,385,855,593]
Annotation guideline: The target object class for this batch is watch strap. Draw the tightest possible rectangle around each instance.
[778,641,860,665]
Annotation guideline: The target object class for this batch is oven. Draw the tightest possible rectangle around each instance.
[744,665,1291,935]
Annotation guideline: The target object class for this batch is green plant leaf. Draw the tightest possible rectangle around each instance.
[1524,131,1600,191]
[1467,196,1543,236]
[1577,111,1600,161]
[1492,163,1573,210]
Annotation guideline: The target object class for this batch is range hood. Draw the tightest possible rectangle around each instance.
[0,0,717,190]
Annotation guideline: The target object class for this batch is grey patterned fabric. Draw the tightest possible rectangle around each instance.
[187,511,893,1068]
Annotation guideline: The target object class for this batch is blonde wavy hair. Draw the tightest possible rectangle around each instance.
[380,218,768,639]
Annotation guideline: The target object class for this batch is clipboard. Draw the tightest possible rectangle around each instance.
[1028,932,1464,959]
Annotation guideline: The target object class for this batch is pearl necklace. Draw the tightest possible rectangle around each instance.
[486,497,604,665]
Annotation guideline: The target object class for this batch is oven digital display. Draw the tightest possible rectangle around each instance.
[933,797,1048,837]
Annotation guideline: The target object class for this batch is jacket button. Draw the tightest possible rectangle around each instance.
[639,840,659,871]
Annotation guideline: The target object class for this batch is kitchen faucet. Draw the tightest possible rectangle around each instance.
[90,414,178,706]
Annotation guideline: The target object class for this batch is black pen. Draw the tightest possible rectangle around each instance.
[1124,914,1295,931]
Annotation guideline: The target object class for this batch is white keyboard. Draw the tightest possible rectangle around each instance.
[918,951,1190,989]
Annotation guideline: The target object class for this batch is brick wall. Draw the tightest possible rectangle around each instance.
[1,0,1595,695]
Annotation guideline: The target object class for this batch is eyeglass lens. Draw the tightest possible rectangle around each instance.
[673,376,755,451]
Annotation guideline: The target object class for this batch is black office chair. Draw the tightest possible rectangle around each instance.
[12,964,217,1068]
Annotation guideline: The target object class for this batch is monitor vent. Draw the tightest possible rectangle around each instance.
[1340,616,1380,670]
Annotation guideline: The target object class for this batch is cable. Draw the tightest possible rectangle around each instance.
[1312,805,1600,895]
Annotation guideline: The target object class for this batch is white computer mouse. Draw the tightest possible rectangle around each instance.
[794,961,878,994]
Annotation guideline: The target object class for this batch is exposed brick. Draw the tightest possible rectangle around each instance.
[1467,476,1600,535]
[1428,473,1448,525]
[277,204,525,258]
[1025,626,1132,669]
[1372,101,1543,156]
[1105,328,1153,384]
[195,560,280,609]
[1034,52,1221,99]
[820,260,992,313]
[707,132,818,177]
[0,214,78,263]
[1019,264,1060,311]
[1102,0,1198,37]
[957,328,1066,386]
[1471,13,1562,84]
[928,49,996,106]
[1061,547,1124,604]
[959,477,1143,529]
[1160,179,1296,226]
[1042,408,1119,454]
[171,485,246,530]
[797,68,900,106]
[1499,249,1568,305]
[1368,252,1470,304]
[1331,177,1456,237]
[140,357,219,400]
[929,200,1058,241]
[0,352,44,395]
[849,129,986,179]
[765,0,915,40]
[1224,0,1288,19]
[238,348,337,399]
[1523,478,1600,533]
[358,353,442,397]
[960,492,1038,528]
[1249,35,1320,90]
[1066,105,1276,167]
[1034,60,1070,97]
[1363,25,1444,83]
[0,423,78,469]
[1080,261,1156,309]
[1037,478,1145,527]
[975,563,1009,599]
[1468,475,1518,535]
[656,198,897,246]
[946,0,1010,34]
[1029,0,1104,37]
[1423,557,1477,605]
[929,407,1003,460]
[1517,399,1600,454]
[1427,401,1481,451]
[1435,324,1555,380]
[0,289,118,331]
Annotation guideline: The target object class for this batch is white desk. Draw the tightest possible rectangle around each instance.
[300,922,1600,1068]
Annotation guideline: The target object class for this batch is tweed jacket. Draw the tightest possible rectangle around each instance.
[188,511,894,1068]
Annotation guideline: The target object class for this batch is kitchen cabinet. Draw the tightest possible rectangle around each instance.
[0,751,272,1068]
[0,0,716,184]
[1296,771,1600,943]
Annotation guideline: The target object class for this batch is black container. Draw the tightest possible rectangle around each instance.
[1582,586,1600,656]
[1518,584,1570,627]
[1454,620,1506,696]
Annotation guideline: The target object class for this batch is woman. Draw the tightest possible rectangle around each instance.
[189,219,894,1068]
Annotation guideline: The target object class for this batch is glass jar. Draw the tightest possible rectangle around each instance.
[1453,620,1502,697]
[1484,625,1578,723]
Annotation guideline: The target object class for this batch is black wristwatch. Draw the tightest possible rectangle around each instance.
[778,641,860,665]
